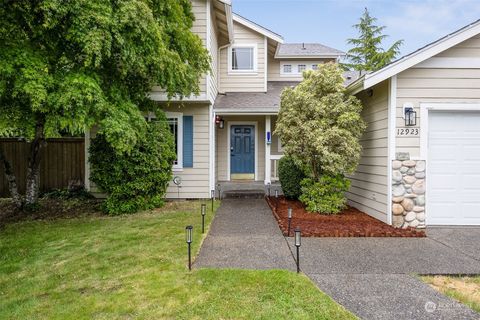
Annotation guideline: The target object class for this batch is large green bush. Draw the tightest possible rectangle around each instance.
[299,175,350,214]
[89,116,176,214]
[278,156,305,199]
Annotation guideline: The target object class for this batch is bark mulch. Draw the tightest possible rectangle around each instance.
[266,196,426,238]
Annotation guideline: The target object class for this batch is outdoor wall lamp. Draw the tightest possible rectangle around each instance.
[287,208,292,236]
[404,107,416,126]
[294,227,301,273]
[215,115,224,129]
[201,204,206,233]
[185,225,193,270]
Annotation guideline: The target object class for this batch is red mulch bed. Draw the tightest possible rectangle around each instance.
[266,196,426,238]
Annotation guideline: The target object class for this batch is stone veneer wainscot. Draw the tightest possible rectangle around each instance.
[391,152,426,228]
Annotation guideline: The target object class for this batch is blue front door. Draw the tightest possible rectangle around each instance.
[230,125,255,179]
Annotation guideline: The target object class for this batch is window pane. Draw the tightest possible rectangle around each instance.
[298,64,306,72]
[167,118,178,165]
[312,64,318,70]
[232,47,254,70]
[283,65,292,73]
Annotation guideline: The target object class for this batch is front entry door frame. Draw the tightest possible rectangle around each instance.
[227,121,258,181]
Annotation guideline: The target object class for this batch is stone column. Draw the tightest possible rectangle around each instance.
[392,152,426,228]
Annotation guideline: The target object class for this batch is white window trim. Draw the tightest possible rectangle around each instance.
[165,112,184,171]
[280,61,321,76]
[277,136,284,153]
[228,43,258,75]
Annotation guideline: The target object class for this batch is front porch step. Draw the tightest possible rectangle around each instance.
[222,190,265,199]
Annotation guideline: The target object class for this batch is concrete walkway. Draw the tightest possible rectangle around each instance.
[196,198,480,319]
[195,198,296,270]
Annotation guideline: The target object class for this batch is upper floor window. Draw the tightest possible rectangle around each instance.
[312,64,318,70]
[229,45,257,73]
[283,64,292,73]
[298,64,306,73]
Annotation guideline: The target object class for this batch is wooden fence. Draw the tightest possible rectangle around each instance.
[0,138,85,197]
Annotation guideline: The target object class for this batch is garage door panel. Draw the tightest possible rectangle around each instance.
[428,111,480,225]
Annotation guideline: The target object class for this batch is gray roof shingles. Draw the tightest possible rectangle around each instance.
[215,73,358,111]
[276,43,345,57]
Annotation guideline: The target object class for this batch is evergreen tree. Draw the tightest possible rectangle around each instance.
[345,8,403,71]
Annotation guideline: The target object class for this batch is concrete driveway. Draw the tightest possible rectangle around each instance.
[286,227,480,320]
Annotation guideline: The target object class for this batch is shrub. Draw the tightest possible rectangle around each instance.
[89,116,176,214]
[278,156,305,199]
[299,175,351,214]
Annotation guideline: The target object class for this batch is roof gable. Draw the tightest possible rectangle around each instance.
[363,19,480,89]
[232,13,284,43]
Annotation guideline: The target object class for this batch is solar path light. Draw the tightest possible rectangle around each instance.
[201,204,206,233]
[287,207,292,236]
[186,226,193,271]
[211,189,215,212]
[294,227,301,273]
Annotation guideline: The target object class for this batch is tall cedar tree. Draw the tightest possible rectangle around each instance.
[0,0,210,208]
[345,8,403,71]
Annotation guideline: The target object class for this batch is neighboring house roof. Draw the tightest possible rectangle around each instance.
[351,18,480,91]
[214,82,298,113]
[233,13,284,43]
[275,43,345,59]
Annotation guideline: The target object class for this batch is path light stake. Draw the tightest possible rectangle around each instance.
[201,204,206,233]
[217,183,221,200]
[287,207,292,236]
[295,227,301,273]
[211,190,215,212]
[186,226,193,271]
[275,189,278,210]
[267,183,271,197]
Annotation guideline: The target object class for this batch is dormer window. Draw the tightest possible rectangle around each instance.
[312,64,318,70]
[283,64,292,73]
[229,44,257,73]
[298,64,306,73]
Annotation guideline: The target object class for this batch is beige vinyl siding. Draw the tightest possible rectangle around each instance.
[270,116,283,156]
[207,1,219,103]
[267,56,336,82]
[151,0,207,97]
[347,81,389,223]
[216,116,266,181]
[219,22,266,92]
[396,35,480,157]
[163,104,211,199]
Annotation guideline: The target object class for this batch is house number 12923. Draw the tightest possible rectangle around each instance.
[397,128,419,136]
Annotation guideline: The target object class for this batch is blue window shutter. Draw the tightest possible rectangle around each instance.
[183,116,193,167]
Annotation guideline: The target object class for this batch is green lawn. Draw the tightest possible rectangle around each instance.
[422,275,480,313]
[0,200,355,319]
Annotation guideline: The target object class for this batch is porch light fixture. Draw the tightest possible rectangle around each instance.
[215,115,224,129]
[185,225,193,270]
[201,204,206,233]
[294,227,301,273]
[287,208,292,236]
[404,107,416,126]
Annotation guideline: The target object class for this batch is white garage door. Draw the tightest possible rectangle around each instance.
[428,111,480,225]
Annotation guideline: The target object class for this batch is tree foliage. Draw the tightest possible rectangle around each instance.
[275,63,366,214]
[345,8,403,71]
[0,0,210,207]
[276,63,366,179]
[89,117,176,214]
